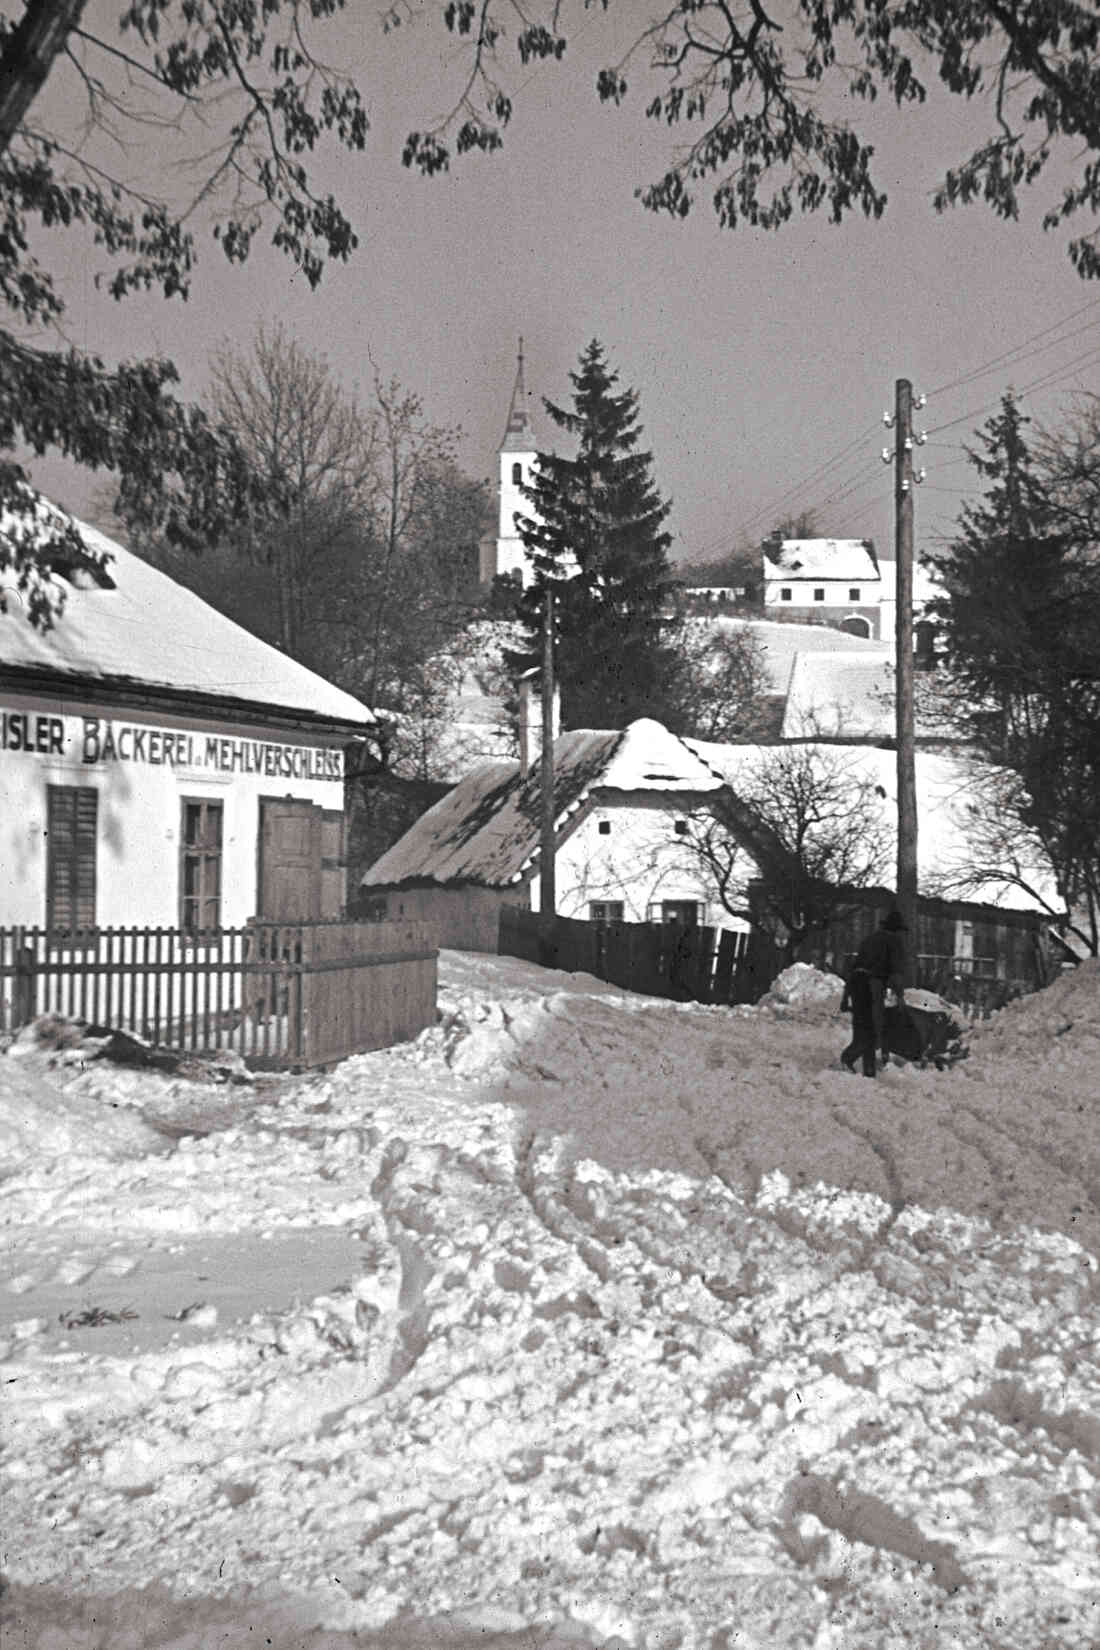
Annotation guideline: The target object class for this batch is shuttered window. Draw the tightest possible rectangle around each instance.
[46,786,98,933]
[180,799,223,935]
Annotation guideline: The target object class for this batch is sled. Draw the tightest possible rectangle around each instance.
[882,988,968,1070]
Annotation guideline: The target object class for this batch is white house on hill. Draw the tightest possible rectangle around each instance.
[761,537,942,644]
[1,508,376,933]
[762,537,884,637]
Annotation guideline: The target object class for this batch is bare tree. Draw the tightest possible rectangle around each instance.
[208,324,378,657]
[924,759,1096,956]
[682,745,892,960]
[670,621,774,742]
[770,510,823,542]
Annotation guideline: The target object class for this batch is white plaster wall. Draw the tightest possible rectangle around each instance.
[764,578,881,608]
[0,692,345,930]
[527,793,748,930]
[497,450,535,586]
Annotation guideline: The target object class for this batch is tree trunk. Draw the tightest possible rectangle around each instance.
[0,0,86,155]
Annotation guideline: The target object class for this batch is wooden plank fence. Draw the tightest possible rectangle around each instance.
[499,909,1045,1019]
[498,909,784,1006]
[0,920,437,1069]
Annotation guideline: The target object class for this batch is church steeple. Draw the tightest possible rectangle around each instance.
[501,336,535,451]
[480,339,541,588]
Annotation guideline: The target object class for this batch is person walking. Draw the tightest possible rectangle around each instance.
[840,910,908,1076]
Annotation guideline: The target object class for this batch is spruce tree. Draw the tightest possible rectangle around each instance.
[510,340,679,729]
[927,395,1100,951]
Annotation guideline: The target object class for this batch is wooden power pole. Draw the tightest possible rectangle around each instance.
[539,587,556,944]
[893,377,917,967]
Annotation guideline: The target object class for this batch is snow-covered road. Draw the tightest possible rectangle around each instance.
[2,954,1098,1650]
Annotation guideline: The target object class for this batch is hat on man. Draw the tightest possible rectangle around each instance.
[881,909,908,932]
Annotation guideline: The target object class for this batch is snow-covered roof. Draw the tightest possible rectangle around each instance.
[684,737,1061,914]
[698,615,889,697]
[781,651,896,739]
[1,510,375,730]
[763,538,880,583]
[363,718,724,889]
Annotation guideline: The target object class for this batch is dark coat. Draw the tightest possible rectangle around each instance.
[849,927,906,992]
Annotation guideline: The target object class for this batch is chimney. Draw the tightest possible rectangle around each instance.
[518,669,560,778]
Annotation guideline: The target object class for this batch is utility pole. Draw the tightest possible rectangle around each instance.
[539,586,556,955]
[883,379,926,975]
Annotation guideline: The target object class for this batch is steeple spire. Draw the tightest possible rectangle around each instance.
[501,337,534,451]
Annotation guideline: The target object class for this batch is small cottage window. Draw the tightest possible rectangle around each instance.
[660,900,699,927]
[180,798,223,935]
[46,785,97,933]
[780,587,792,601]
[511,461,522,485]
[598,820,612,835]
[813,587,825,602]
[849,587,861,601]
[674,819,688,835]
[589,901,624,922]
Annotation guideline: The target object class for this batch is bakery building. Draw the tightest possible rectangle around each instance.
[1,513,376,934]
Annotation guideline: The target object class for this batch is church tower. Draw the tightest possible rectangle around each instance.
[480,340,539,588]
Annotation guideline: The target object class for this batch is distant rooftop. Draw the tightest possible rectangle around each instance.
[763,538,880,583]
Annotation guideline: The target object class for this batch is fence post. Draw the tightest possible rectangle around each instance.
[14,934,36,1028]
[295,924,311,1066]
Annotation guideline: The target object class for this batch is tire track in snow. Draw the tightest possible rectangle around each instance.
[780,1471,970,1593]
[830,1107,906,1239]
[513,1124,611,1284]
[949,1096,1100,1220]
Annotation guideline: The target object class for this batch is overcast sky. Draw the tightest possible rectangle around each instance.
[25,2,1100,568]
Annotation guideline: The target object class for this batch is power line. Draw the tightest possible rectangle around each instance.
[683,300,1100,566]
[927,297,1100,398]
[1014,347,1100,400]
[684,424,879,563]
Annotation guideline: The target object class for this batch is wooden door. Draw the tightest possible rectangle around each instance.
[257,800,323,921]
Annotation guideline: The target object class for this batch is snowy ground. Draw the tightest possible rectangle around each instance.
[2,953,1098,1650]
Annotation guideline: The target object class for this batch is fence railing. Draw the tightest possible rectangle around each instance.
[913,953,1032,1019]
[0,920,437,1069]
[499,909,784,1007]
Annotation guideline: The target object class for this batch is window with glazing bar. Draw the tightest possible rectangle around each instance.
[180,798,223,935]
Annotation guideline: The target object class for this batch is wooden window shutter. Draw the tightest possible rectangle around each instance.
[47,786,98,931]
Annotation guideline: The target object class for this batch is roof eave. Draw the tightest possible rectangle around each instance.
[0,662,375,738]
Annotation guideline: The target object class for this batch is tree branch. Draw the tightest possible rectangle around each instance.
[0,0,86,155]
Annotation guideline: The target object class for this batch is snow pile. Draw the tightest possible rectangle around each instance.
[760,961,845,1012]
[2,951,1098,1650]
[0,1046,167,1167]
[969,957,1100,1068]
